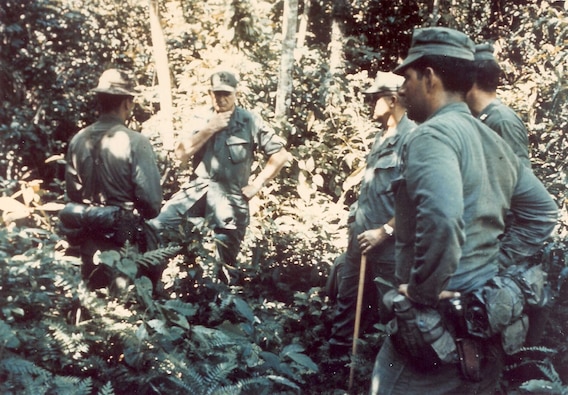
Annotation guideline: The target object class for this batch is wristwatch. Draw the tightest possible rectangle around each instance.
[383,223,394,237]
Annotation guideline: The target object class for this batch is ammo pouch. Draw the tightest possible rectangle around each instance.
[503,264,548,308]
[383,290,457,371]
[58,202,141,246]
[462,264,546,355]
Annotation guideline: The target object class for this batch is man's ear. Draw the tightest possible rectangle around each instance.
[123,96,134,111]
[388,94,398,107]
[423,67,438,92]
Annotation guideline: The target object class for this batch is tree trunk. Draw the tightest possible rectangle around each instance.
[328,19,345,77]
[148,0,175,150]
[431,0,441,24]
[297,0,311,54]
[322,0,348,105]
[275,0,298,119]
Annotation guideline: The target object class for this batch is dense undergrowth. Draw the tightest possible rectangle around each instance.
[1,0,567,394]
[0,179,567,394]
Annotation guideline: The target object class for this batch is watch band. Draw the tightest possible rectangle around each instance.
[383,223,394,237]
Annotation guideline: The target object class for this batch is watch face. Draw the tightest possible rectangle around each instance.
[384,224,394,236]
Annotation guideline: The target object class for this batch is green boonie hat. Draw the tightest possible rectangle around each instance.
[394,27,475,75]
[364,71,404,95]
[210,71,239,92]
[474,43,496,62]
[91,68,139,96]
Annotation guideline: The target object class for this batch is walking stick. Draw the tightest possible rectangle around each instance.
[348,254,367,393]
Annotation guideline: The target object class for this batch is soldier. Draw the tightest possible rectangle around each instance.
[63,68,162,290]
[329,72,415,357]
[466,43,531,168]
[369,27,557,394]
[148,70,290,283]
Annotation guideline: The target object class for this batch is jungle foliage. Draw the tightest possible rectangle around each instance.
[0,0,567,394]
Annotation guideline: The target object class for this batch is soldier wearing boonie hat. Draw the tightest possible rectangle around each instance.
[363,71,405,95]
[369,27,558,395]
[466,43,532,168]
[63,68,162,290]
[328,71,415,358]
[91,68,139,96]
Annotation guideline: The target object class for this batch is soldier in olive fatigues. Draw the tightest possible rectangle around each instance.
[148,71,289,281]
[329,72,415,356]
[65,69,162,289]
[369,27,558,395]
[466,43,531,168]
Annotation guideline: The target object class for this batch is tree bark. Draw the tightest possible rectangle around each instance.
[297,0,311,54]
[148,0,175,149]
[275,0,298,119]
[321,0,348,105]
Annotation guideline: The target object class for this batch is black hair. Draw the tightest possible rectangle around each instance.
[97,93,133,113]
[411,55,476,96]
[473,59,501,92]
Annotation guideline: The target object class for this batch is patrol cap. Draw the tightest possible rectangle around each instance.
[474,43,496,61]
[394,27,475,75]
[210,71,239,92]
[364,71,404,95]
[91,68,139,96]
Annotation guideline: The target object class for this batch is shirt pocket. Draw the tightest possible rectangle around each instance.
[372,150,398,195]
[226,135,251,164]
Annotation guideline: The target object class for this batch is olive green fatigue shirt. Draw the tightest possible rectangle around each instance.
[479,98,531,168]
[65,114,162,219]
[394,103,557,307]
[184,106,285,230]
[349,114,416,263]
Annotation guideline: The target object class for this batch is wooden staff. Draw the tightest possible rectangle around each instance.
[348,254,367,393]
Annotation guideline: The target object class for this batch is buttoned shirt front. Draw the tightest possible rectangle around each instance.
[349,114,416,262]
[182,106,285,230]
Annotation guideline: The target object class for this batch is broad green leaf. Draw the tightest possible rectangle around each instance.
[287,352,319,372]
[116,258,137,278]
[233,297,255,323]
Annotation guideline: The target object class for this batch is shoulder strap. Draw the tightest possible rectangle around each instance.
[84,124,124,205]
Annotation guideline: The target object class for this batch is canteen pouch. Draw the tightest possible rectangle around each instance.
[503,264,547,307]
[463,273,529,355]
[384,291,457,371]
[501,314,529,355]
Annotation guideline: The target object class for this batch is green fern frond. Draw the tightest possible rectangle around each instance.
[536,362,563,385]
[204,361,238,388]
[192,325,237,350]
[46,320,89,356]
[213,377,274,395]
[167,365,207,394]
[136,245,182,268]
[52,375,93,395]
[517,346,558,355]
[97,381,115,395]
[0,357,51,379]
